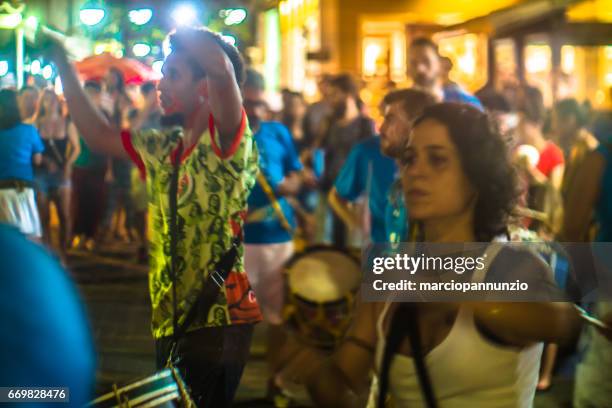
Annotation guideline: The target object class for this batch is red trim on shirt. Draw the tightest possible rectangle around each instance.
[121,130,146,180]
[170,138,200,166]
[209,109,247,159]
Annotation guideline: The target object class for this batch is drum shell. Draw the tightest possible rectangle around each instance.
[88,368,193,408]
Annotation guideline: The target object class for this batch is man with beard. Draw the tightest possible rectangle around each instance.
[43,26,262,407]
[319,74,375,247]
[241,69,305,404]
[329,89,436,244]
[408,37,482,110]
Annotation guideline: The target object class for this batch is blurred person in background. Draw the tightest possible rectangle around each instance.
[281,90,308,150]
[515,86,565,390]
[408,37,482,109]
[439,56,458,89]
[34,89,80,257]
[552,99,599,214]
[590,88,612,145]
[105,66,134,129]
[304,74,333,145]
[128,80,162,262]
[132,81,162,132]
[515,86,565,235]
[97,136,135,244]
[242,69,305,403]
[281,90,321,241]
[318,73,375,247]
[328,89,436,245]
[99,68,135,243]
[0,88,44,238]
[18,85,40,125]
[558,120,612,407]
[0,224,95,407]
[71,81,109,250]
[408,38,482,109]
[478,91,518,147]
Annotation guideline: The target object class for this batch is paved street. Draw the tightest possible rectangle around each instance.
[67,242,572,407]
[67,242,288,406]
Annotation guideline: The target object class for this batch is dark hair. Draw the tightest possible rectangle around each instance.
[319,74,333,84]
[410,37,439,55]
[19,85,39,96]
[518,86,545,125]
[288,90,303,100]
[382,89,437,119]
[244,68,265,91]
[555,98,590,128]
[478,91,512,113]
[329,73,358,97]
[108,67,126,94]
[140,81,156,96]
[0,89,22,130]
[281,91,306,130]
[35,88,62,119]
[410,103,518,242]
[84,80,102,93]
[168,27,245,87]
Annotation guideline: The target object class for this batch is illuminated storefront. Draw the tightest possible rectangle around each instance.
[435,0,612,109]
[257,0,524,108]
[277,0,322,100]
[436,32,489,93]
[557,0,612,109]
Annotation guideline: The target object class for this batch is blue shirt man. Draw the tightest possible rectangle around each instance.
[444,84,484,110]
[244,121,303,244]
[0,123,44,182]
[334,136,397,243]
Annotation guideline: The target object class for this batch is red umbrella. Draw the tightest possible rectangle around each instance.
[75,53,161,85]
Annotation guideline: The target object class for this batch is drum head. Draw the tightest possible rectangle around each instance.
[286,248,361,303]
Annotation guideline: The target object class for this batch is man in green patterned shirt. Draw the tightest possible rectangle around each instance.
[45,26,262,407]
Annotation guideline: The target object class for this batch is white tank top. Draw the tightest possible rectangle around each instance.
[367,243,544,408]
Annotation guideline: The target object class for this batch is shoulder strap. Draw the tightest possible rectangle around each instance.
[167,138,242,363]
[169,141,183,346]
[406,306,438,408]
[377,303,438,408]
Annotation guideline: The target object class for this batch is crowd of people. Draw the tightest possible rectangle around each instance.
[1,70,158,262]
[0,25,611,408]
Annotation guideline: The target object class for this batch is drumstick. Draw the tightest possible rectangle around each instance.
[574,304,611,330]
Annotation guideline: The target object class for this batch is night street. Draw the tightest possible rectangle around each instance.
[67,242,303,406]
[68,243,572,407]
[0,0,610,406]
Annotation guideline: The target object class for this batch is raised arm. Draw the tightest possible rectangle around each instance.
[176,30,243,154]
[473,302,582,347]
[43,36,127,159]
